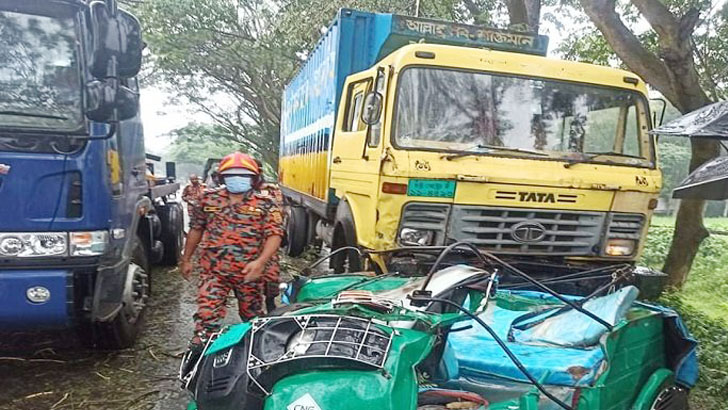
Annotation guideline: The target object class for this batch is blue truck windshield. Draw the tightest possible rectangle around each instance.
[394,67,653,166]
[0,6,83,131]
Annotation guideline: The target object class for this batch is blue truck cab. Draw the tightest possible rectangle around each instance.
[0,0,184,348]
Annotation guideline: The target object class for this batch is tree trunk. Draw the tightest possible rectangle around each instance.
[662,137,720,286]
[506,0,541,31]
[663,199,708,287]
[579,0,720,287]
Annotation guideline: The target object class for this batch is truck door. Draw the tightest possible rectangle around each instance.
[330,69,386,249]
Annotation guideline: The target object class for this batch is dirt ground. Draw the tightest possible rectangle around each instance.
[0,266,196,410]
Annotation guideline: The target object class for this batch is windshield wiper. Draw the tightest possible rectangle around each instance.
[477,144,549,156]
[584,151,645,160]
[564,151,645,168]
[444,144,549,160]
[0,110,68,120]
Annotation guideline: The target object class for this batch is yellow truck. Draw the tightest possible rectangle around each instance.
[279,9,660,272]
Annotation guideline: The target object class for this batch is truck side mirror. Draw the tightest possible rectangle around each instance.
[361,92,383,125]
[86,80,139,122]
[88,2,143,79]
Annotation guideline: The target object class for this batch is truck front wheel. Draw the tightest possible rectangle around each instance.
[330,221,361,273]
[91,237,150,349]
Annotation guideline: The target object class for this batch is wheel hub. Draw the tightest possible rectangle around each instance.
[122,262,149,323]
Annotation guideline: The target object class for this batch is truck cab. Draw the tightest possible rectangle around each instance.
[279,10,660,274]
[0,0,183,348]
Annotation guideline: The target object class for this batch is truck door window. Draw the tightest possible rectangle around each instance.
[344,80,371,132]
[347,93,364,131]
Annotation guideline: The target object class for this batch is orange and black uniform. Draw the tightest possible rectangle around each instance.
[182,183,206,209]
[188,186,284,342]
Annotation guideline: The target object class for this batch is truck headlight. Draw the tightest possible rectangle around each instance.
[605,239,635,256]
[399,228,434,246]
[0,233,67,257]
[70,231,108,256]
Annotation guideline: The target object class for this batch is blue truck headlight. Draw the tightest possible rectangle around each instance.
[69,231,109,256]
[0,233,67,257]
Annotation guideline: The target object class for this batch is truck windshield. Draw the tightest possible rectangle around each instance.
[394,67,653,166]
[0,4,83,131]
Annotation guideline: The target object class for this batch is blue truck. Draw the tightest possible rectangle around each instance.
[0,0,184,348]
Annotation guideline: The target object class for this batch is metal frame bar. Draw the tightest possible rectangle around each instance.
[245,314,393,396]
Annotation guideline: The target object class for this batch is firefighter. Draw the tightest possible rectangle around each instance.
[252,158,285,313]
[179,152,284,346]
[181,174,206,214]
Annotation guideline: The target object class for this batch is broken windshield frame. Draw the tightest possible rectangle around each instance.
[392,66,655,168]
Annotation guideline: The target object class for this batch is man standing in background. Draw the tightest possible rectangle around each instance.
[181,174,206,215]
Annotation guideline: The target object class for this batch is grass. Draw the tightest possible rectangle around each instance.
[644,217,728,323]
[641,216,728,410]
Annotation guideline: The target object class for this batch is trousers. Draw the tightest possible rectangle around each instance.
[191,251,264,344]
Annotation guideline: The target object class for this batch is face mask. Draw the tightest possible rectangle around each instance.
[224,176,253,193]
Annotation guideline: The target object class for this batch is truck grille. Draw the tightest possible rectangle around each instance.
[448,206,605,255]
[398,203,646,257]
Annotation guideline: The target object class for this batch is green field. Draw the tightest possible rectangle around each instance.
[643,217,728,410]
[645,217,728,321]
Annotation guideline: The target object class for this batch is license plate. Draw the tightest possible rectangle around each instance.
[407,179,456,198]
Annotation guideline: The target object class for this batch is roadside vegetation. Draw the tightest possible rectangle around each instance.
[643,217,728,410]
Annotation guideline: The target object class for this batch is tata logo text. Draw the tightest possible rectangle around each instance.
[518,191,555,203]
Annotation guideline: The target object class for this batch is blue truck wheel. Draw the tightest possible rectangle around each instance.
[83,236,150,349]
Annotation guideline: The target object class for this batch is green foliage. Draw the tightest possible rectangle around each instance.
[133,0,296,167]
[642,218,728,409]
[167,123,241,164]
[656,138,691,197]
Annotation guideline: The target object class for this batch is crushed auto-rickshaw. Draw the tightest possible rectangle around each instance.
[179,244,697,410]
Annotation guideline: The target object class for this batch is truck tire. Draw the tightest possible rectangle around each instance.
[330,209,361,273]
[285,206,308,257]
[158,202,184,266]
[93,237,150,349]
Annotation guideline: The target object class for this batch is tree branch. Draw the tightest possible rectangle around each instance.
[578,0,677,102]
[630,0,678,39]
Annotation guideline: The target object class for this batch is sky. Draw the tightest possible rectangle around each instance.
[138,87,206,155]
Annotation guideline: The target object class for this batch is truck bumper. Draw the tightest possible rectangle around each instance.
[0,269,72,328]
